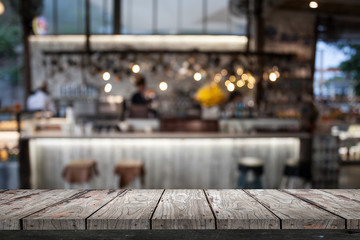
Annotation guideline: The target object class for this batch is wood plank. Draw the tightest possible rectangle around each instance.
[205,189,279,229]
[286,189,360,229]
[0,190,47,205]
[0,189,83,230]
[1,230,360,240]
[321,189,360,202]
[23,190,121,230]
[246,190,344,229]
[152,189,215,229]
[88,189,163,230]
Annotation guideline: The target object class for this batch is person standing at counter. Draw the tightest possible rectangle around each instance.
[131,76,148,105]
[129,76,157,118]
[26,82,56,116]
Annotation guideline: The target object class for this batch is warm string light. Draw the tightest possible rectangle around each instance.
[309,1,318,8]
[104,83,112,93]
[236,67,244,76]
[216,70,256,90]
[268,66,280,82]
[241,74,248,81]
[221,69,228,76]
[102,72,110,81]
[132,64,140,73]
[214,73,222,83]
[159,81,168,91]
[247,82,254,89]
[227,82,235,92]
[248,76,256,84]
[194,72,202,81]
[269,72,277,82]
[237,80,245,88]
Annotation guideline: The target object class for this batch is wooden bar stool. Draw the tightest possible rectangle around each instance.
[237,157,263,189]
[114,160,145,188]
[62,160,99,189]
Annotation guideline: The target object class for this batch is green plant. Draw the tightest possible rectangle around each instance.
[0,0,22,86]
[337,44,360,96]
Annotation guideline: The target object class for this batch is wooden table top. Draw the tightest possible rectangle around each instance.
[0,189,359,230]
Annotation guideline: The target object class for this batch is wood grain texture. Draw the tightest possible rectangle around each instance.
[286,189,360,229]
[0,190,46,205]
[23,190,121,230]
[0,190,82,230]
[321,189,360,202]
[152,189,215,229]
[1,229,360,240]
[246,190,344,229]
[205,189,279,229]
[88,189,163,230]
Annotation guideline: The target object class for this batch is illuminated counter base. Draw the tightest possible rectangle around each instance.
[29,136,301,189]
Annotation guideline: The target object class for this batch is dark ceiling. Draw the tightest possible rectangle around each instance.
[267,0,360,43]
[276,0,360,17]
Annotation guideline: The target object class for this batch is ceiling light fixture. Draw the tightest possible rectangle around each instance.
[194,72,202,81]
[132,64,140,73]
[159,81,168,91]
[0,1,5,15]
[309,1,318,9]
[102,72,110,81]
[104,83,112,93]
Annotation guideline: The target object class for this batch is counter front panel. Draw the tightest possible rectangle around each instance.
[28,134,301,189]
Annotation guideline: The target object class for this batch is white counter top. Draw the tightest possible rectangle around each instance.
[21,131,310,139]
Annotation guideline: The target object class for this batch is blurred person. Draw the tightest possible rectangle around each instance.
[131,76,149,105]
[129,76,157,118]
[26,82,56,115]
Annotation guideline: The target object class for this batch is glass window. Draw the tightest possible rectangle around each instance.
[121,0,129,33]
[41,0,247,36]
[230,14,247,35]
[207,0,229,34]
[91,0,113,34]
[58,0,84,34]
[42,0,54,34]
[122,0,153,34]
[180,0,203,34]
[157,0,178,34]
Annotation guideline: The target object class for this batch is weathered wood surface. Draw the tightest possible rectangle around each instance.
[88,189,163,230]
[1,230,360,240]
[2,189,360,231]
[152,189,215,229]
[0,190,83,230]
[0,190,46,205]
[246,190,344,229]
[205,189,279,229]
[23,190,121,230]
[321,189,360,202]
[286,189,360,229]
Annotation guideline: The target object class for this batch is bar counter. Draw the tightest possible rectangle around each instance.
[21,132,309,189]
[21,131,310,139]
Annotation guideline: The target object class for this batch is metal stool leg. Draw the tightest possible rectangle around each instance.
[237,171,247,189]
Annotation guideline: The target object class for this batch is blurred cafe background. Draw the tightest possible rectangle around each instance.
[0,0,360,190]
